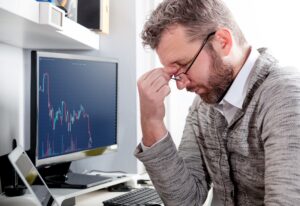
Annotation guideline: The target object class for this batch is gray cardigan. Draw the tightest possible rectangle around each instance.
[135,48,300,206]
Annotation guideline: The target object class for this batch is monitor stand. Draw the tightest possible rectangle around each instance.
[38,162,113,189]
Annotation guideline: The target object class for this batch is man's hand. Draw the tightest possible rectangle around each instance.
[137,67,176,146]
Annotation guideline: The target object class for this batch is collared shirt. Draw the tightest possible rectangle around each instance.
[215,48,260,124]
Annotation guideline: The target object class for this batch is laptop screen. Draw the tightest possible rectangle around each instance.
[15,151,55,206]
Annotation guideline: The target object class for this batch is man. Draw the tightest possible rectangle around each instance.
[135,0,300,205]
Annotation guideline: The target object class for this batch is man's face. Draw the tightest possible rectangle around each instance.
[157,25,234,104]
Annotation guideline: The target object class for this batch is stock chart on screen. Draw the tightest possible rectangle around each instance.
[37,57,117,159]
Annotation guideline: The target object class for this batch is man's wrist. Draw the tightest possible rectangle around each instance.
[141,119,167,147]
[141,131,169,151]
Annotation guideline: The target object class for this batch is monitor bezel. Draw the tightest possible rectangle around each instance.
[30,51,118,167]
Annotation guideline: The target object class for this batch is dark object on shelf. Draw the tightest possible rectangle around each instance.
[4,185,26,197]
[77,0,100,30]
[3,139,26,197]
[77,0,109,33]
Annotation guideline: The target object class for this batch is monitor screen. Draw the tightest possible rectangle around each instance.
[31,51,118,167]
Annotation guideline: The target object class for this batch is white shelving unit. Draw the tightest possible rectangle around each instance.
[52,175,136,204]
[0,0,99,50]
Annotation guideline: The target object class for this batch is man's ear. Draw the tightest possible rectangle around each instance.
[212,28,232,57]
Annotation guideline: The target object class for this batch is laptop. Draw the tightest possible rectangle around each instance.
[8,146,60,206]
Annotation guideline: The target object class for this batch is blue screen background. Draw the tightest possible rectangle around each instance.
[38,56,117,159]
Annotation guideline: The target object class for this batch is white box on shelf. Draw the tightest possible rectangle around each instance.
[39,2,65,30]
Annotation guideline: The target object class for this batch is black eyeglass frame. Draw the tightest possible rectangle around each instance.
[171,31,216,81]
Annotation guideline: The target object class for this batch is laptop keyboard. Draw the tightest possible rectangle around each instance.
[103,187,163,206]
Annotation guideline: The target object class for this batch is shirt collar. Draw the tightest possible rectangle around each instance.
[220,48,260,109]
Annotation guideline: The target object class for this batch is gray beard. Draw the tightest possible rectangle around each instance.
[199,50,234,104]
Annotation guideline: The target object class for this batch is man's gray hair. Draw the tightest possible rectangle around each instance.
[141,0,246,49]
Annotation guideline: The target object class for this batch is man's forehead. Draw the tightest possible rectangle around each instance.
[156,25,195,66]
[158,25,188,48]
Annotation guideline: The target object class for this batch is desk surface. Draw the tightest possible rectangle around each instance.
[0,187,213,206]
[0,174,212,206]
[0,189,127,206]
[76,189,127,206]
[0,174,143,206]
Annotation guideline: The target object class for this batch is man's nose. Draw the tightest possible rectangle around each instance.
[176,75,190,90]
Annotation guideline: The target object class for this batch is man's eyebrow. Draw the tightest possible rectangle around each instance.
[172,59,192,68]
[170,58,189,66]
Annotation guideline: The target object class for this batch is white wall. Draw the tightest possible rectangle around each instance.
[135,0,157,173]
[226,0,300,67]
[0,44,25,156]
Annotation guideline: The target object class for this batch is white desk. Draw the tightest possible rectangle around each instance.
[0,187,213,206]
[76,189,127,206]
[0,174,212,206]
[0,189,127,206]
[0,175,137,206]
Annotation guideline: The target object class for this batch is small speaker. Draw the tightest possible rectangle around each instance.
[77,0,109,34]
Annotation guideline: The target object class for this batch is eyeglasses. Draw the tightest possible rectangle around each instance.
[171,31,216,81]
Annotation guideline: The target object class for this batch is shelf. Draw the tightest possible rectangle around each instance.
[0,0,99,50]
[51,175,136,205]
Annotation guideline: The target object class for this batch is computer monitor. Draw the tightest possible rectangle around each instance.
[30,51,118,188]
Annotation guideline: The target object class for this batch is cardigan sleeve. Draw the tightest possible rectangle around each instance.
[259,67,300,205]
[135,97,210,206]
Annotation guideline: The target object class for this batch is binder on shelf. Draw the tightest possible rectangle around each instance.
[77,0,110,34]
